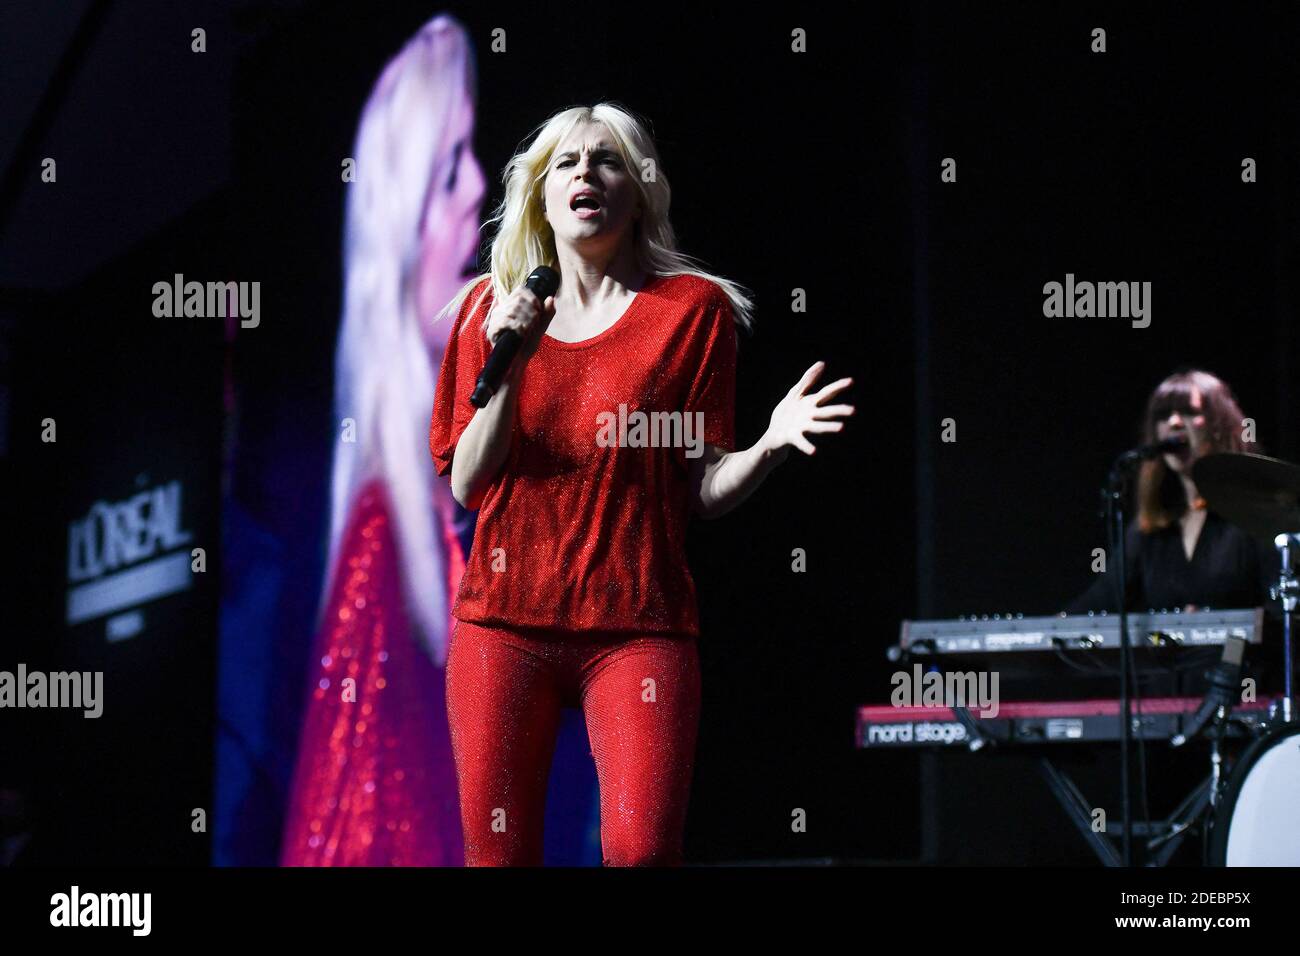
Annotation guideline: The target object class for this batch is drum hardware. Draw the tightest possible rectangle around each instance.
[1170,635,1246,747]
[1193,452,1300,725]
[1267,533,1297,724]
[1206,721,1300,865]
[1181,453,1300,864]
[1201,529,1300,863]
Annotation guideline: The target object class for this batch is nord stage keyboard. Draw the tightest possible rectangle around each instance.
[856,696,1275,748]
[896,607,1264,656]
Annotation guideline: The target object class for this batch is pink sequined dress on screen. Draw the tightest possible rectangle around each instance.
[279,478,466,865]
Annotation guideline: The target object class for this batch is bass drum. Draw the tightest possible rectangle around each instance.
[1209,720,1300,866]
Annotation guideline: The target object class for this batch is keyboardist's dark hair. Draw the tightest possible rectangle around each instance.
[1136,368,1249,533]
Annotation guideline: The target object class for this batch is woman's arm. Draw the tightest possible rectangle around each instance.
[690,360,853,519]
[449,360,523,510]
[448,289,555,510]
[690,439,788,519]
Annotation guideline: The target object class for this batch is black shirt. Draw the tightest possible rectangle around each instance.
[1066,511,1279,614]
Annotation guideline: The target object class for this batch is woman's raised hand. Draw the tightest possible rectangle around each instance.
[482,288,557,360]
[762,361,855,457]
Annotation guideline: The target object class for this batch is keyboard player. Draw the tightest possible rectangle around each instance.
[1065,368,1278,618]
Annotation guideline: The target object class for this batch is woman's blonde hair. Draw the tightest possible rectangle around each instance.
[317,14,474,666]
[436,102,755,340]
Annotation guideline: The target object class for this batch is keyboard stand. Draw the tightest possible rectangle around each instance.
[1037,757,1214,866]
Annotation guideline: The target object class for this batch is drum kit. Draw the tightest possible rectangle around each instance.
[1190,451,1300,866]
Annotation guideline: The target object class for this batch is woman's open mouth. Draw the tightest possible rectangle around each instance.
[570,193,604,219]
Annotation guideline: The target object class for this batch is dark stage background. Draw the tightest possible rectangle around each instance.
[905,2,1300,863]
[2,0,1297,867]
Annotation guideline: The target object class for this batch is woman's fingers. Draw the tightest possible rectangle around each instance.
[483,289,545,342]
[790,361,825,396]
[811,403,855,420]
[812,377,853,402]
[769,364,853,457]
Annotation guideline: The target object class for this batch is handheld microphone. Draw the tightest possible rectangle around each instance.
[469,266,560,408]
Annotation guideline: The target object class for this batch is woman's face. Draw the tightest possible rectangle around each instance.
[1155,386,1209,474]
[417,88,486,354]
[542,121,641,253]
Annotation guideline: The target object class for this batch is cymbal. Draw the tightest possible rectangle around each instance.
[1192,452,1300,541]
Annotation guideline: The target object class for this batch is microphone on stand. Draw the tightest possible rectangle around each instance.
[469,266,560,408]
[1102,433,1188,864]
[1116,435,1189,467]
[1172,635,1247,747]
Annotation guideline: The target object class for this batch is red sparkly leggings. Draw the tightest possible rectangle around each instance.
[444,618,701,866]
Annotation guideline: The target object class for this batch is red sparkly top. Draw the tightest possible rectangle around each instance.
[429,272,738,636]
